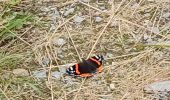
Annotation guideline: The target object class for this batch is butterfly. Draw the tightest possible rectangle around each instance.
[66,55,104,77]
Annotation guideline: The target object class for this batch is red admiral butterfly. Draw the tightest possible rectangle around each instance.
[66,55,104,77]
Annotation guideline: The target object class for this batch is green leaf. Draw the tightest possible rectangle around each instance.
[0,15,30,37]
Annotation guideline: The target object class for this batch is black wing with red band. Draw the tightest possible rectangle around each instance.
[66,55,104,77]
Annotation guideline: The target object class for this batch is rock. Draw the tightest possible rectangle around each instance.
[144,81,170,92]
[144,13,151,17]
[54,9,60,17]
[50,24,56,32]
[74,16,85,23]
[13,69,29,76]
[40,6,50,12]
[143,33,151,40]
[59,67,66,73]
[162,12,170,18]
[52,38,66,46]
[95,16,102,22]
[51,71,61,78]
[32,70,46,78]
[150,91,169,100]
[109,83,115,90]
[99,6,106,10]
[106,53,113,58]
[151,27,160,34]
[51,67,66,78]
[64,8,74,16]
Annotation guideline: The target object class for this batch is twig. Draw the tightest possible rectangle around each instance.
[4,27,32,47]
[0,88,9,100]
[78,0,103,13]
[48,14,77,42]
[120,92,130,100]
[73,78,87,100]
[45,45,54,100]
[87,0,126,58]
[117,17,170,39]
[62,17,82,61]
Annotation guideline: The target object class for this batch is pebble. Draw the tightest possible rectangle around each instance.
[13,68,29,76]
[52,38,66,46]
[74,16,85,23]
[64,8,74,16]
[99,6,106,10]
[143,33,151,40]
[162,12,170,18]
[95,16,102,22]
[40,6,50,12]
[106,53,113,58]
[144,81,170,92]
[51,71,61,78]
[32,70,47,78]
[109,83,115,90]
[59,67,66,73]
[151,27,160,34]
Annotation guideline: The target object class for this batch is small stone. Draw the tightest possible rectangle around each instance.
[151,27,160,34]
[109,83,115,90]
[13,69,29,76]
[51,71,61,78]
[59,67,66,73]
[162,12,170,18]
[143,33,151,40]
[40,6,50,12]
[53,38,66,46]
[106,53,113,58]
[32,70,46,78]
[95,16,102,22]
[144,81,170,92]
[74,16,85,23]
[99,6,106,10]
[64,8,74,16]
[144,13,151,17]
[54,9,60,17]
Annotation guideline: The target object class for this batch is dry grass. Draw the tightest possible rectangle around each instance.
[0,0,170,100]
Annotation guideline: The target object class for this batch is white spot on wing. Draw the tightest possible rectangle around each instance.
[95,55,99,59]
[70,67,73,70]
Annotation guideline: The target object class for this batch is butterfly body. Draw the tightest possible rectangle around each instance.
[66,55,104,77]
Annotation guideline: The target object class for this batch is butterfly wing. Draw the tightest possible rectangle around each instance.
[78,58,99,73]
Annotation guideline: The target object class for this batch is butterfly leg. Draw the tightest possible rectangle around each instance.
[97,66,102,73]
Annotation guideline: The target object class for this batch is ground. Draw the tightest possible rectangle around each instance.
[0,0,170,100]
